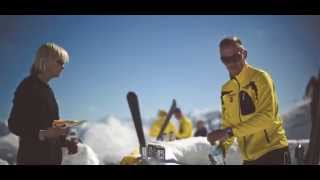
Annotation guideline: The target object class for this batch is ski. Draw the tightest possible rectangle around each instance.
[127,91,147,159]
[157,99,176,141]
[127,92,181,164]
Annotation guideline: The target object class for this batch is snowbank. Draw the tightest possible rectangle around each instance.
[62,143,100,165]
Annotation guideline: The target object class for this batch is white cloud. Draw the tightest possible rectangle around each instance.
[82,116,145,164]
[281,97,311,118]
[189,108,212,118]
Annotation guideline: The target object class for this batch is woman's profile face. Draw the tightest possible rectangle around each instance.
[47,57,65,78]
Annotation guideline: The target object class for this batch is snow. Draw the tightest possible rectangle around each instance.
[0,159,9,165]
[81,116,142,164]
[282,98,311,139]
[62,143,100,165]
[140,137,241,165]
[0,133,18,164]
[154,137,212,165]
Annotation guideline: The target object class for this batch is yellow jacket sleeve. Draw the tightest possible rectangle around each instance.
[166,122,177,135]
[149,118,176,138]
[176,116,193,139]
[221,114,235,153]
[232,73,276,137]
[120,148,140,165]
[149,120,161,137]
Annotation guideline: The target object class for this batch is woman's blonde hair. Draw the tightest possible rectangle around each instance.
[30,42,69,75]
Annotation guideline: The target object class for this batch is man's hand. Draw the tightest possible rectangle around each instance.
[64,139,79,155]
[207,129,229,145]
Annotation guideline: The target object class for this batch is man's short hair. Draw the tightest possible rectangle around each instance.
[219,36,243,49]
[174,108,182,114]
[158,109,168,117]
[197,120,204,124]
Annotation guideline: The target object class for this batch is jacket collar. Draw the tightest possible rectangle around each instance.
[234,63,252,84]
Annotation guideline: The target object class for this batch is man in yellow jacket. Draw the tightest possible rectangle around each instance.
[207,36,290,165]
[173,108,193,139]
[149,109,176,141]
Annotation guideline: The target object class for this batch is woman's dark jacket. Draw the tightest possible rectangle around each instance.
[8,75,63,165]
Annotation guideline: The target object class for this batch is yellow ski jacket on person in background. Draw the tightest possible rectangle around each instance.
[149,114,176,138]
[220,63,288,161]
[176,116,193,139]
[120,148,140,165]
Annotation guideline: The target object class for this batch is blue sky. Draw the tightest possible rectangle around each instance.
[0,15,319,122]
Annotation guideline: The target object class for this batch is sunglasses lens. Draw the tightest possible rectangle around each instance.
[221,53,240,64]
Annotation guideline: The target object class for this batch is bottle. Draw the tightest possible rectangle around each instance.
[208,141,225,165]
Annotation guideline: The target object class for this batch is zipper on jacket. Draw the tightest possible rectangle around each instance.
[264,129,271,143]
[234,78,248,159]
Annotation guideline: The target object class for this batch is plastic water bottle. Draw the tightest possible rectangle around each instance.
[209,142,225,165]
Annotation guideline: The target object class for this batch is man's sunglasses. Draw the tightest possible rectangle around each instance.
[220,53,242,64]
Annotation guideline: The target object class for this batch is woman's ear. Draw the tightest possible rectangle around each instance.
[243,49,247,59]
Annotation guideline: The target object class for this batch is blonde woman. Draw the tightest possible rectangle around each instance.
[8,42,77,165]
